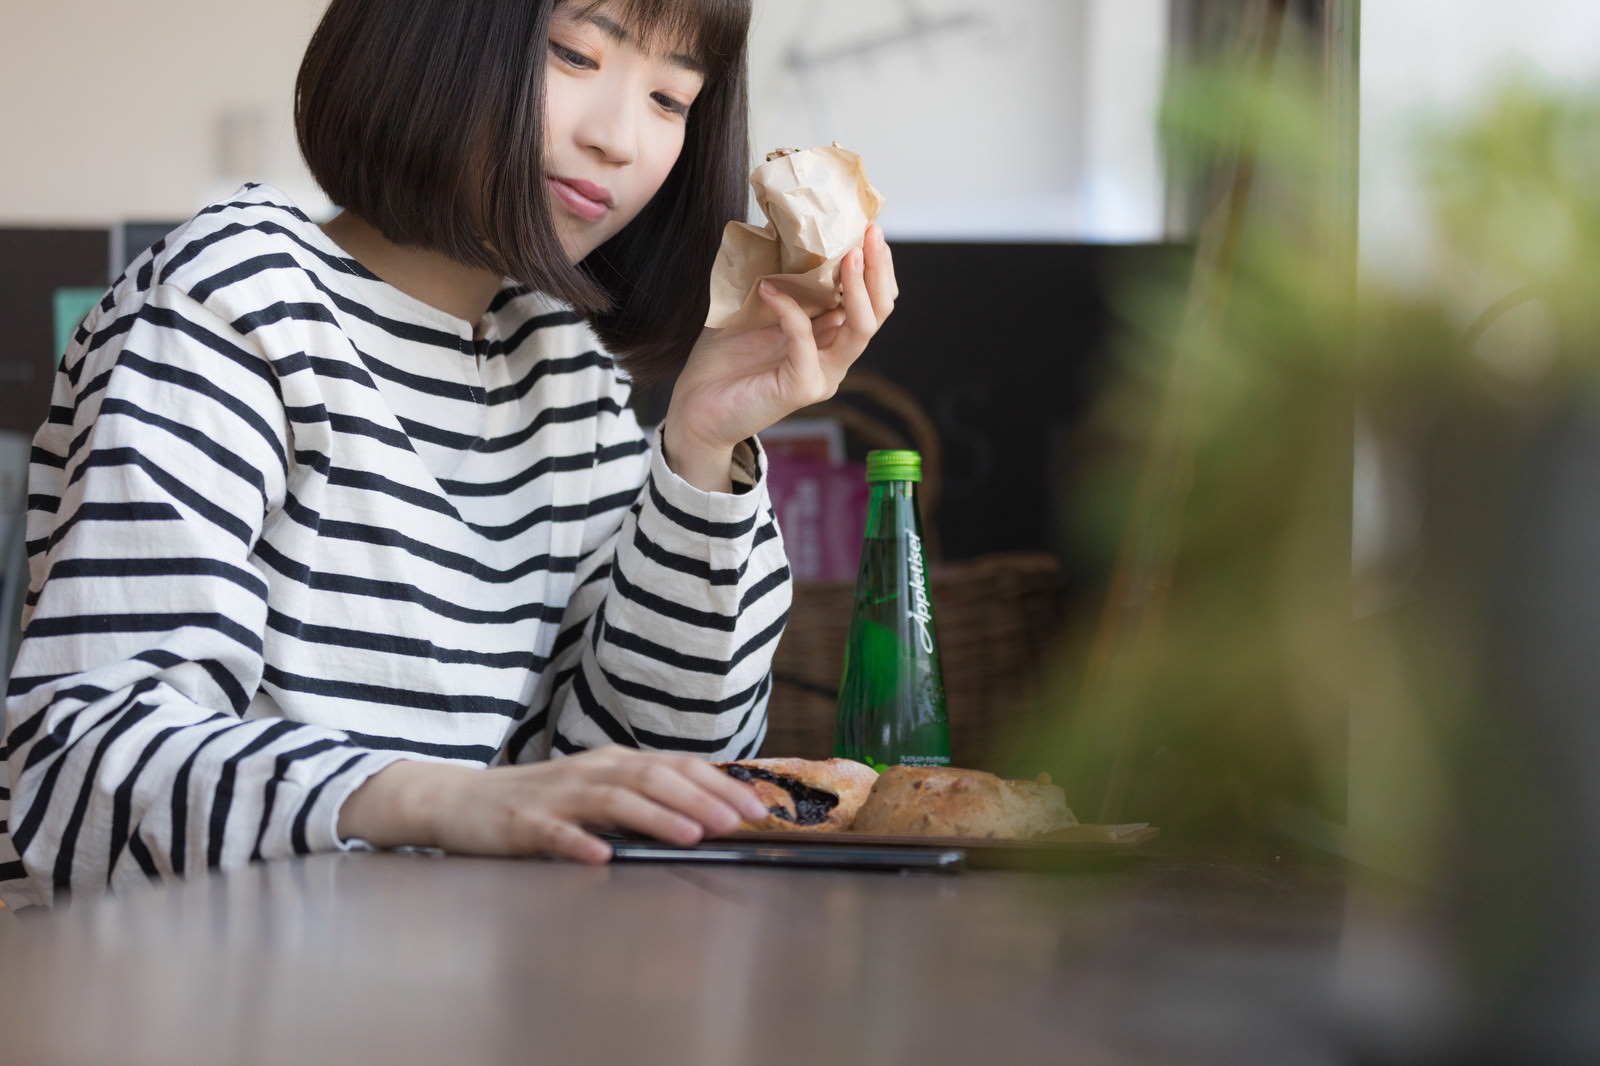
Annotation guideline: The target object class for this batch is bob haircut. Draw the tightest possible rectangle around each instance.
[296,0,751,384]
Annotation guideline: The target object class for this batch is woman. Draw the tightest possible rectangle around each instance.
[0,0,897,907]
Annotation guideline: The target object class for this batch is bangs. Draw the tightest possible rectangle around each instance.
[560,0,748,79]
[299,0,752,386]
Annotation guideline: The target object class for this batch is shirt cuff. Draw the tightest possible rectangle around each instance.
[319,750,412,853]
[648,425,767,524]
[730,438,760,494]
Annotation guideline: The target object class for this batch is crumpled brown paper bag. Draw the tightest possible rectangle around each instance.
[706,144,885,333]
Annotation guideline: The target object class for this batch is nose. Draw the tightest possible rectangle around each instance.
[573,79,639,166]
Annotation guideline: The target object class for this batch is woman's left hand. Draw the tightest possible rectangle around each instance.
[660,223,899,492]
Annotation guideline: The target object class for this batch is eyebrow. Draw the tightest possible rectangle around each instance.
[586,13,705,75]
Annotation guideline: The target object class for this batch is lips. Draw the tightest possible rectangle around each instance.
[548,177,613,223]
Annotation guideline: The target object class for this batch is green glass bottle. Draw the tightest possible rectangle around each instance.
[834,450,951,771]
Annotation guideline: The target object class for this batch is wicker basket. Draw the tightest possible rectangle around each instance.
[762,370,1065,768]
[767,552,1065,767]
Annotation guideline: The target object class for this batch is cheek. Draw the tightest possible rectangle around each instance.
[643,128,687,194]
[541,72,580,144]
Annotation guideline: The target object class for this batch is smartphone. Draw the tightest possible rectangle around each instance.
[606,839,965,873]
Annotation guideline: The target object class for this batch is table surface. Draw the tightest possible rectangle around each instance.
[0,844,1361,1066]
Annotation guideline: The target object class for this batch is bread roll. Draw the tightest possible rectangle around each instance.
[848,766,1077,839]
[715,757,879,831]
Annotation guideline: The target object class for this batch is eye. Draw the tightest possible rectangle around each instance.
[550,42,596,70]
[651,92,690,118]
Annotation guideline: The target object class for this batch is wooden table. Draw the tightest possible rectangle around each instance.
[0,847,1352,1065]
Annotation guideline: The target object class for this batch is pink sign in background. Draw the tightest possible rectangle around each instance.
[765,456,868,583]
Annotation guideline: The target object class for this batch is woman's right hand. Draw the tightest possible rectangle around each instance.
[336,747,770,863]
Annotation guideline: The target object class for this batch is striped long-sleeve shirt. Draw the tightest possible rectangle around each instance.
[0,185,789,908]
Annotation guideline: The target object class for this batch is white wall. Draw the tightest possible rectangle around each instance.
[747,0,1168,241]
[1079,0,1170,242]
[747,0,1089,240]
[0,0,332,225]
[1360,0,1600,282]
[2,0,1170,241]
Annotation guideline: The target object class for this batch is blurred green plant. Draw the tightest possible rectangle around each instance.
[1000,59,1600,895]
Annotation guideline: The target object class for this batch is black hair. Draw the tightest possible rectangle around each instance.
[296,0,751,383]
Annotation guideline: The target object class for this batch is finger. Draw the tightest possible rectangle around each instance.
[618,761,742,836]
[759,282,819,357]
[587,783,707,846]
[731,324,800,371]
[598,750,767,827]
[536,819,613,865]
[758,281,827,397]
[863,225,899,321]
[811,308,847,351]
[672,757,773,826]
[831,246,877,355]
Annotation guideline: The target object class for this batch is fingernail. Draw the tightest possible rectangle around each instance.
[759,280,776,297]
[875,227,886,246]
[676,818,705,845]
[741,797,768,820]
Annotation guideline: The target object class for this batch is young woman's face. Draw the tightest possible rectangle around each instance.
[544,3,706,263]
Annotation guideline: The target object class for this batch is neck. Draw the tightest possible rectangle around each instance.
[320,211,503,326]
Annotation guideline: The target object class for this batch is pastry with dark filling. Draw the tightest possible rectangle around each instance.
[715,757,879,831]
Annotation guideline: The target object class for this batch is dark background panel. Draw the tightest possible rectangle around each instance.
[0,228,112,436]
[639,240,1189,575]
[847,241,1181,564]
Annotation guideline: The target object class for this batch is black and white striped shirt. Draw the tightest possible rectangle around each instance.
[0,185,789,908]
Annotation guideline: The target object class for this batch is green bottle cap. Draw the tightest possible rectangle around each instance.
[865,450,922,483]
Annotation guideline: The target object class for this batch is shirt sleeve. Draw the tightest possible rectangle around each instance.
[517,372,791,763]
[0,284,404,909]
